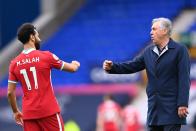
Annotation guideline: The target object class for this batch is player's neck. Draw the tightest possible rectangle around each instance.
[23,42,36,50]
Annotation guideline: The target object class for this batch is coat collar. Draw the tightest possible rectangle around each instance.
[167,39,176,49]
[150,38,176,56]
[150,38,176,50]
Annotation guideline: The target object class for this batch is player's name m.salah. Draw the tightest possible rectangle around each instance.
[16,57,40,66]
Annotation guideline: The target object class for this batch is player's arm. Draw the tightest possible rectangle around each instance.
[7,82,18,114]
[7,82,23,126]
[48,52,80,72]
[62,60,80,72]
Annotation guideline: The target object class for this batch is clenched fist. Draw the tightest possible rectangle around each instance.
[71,60,80,67]
[63,60,80,72]
[103,60,113,71]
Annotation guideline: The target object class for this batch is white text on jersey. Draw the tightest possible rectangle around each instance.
[17,57,40,66]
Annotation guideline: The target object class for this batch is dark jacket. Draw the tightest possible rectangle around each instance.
[108,39,190,125]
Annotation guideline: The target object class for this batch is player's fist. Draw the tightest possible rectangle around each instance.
[71,60,80,67]
[103,60,113,71]
[71,60,80,72]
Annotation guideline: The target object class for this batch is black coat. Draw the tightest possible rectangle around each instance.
[108,39,190,125]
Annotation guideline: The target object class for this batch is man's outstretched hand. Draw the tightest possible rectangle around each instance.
[103,60,113,71]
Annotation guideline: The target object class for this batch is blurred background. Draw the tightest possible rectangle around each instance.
[0,0,196,130]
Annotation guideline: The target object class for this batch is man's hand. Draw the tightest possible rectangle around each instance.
[71,61,80,67]
[103,60,113,71]
[14,111,23,126]
[178,106,188,118]
[71,61,80,71]
[62,60,80,72]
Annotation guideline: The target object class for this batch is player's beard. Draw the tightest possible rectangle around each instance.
[35,39,41,50]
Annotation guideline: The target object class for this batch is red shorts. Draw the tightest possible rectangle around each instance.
[23,113,64,131]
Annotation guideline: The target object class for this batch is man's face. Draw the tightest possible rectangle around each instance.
[34,30,41,50]
[150,21,165,45]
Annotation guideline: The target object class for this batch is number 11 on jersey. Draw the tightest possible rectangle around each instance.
[20,67,38,90]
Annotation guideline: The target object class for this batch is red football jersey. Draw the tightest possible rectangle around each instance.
[8,48,64,120]
[98,100,121,131]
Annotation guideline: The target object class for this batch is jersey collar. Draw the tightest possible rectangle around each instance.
[22,48,36,54]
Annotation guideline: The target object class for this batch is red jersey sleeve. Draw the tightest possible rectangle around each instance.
[48,52,64,70]
[8,60,18,83]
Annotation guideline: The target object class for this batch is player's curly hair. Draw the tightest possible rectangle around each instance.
[17,23,36,44]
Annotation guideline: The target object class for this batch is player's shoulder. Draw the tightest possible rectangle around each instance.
[35,50,54,57]
[9,54,22,69]
[10,53,23,64]
[35,50,51,55]
[39,50,62,61]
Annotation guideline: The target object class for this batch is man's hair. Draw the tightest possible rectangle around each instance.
[17,23,36,44]
[152,17,172,36]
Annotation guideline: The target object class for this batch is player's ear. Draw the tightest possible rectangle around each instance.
[30,34,35,41]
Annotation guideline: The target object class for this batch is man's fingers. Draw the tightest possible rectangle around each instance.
[14,111,23,126]
[103,60,113,71]
[178,111,185,118]
[185,109,189,114]
[72,61,80,66]
[20,117,24,125]
[16,117,23,126]
[104,60,112,67]
[16,121,23,126]
[105,60,112,65]
[178,107,188,118]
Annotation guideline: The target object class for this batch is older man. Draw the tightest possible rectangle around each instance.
[103,17,190,131]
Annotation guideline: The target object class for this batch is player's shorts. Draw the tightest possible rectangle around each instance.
[23,113,64,131]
